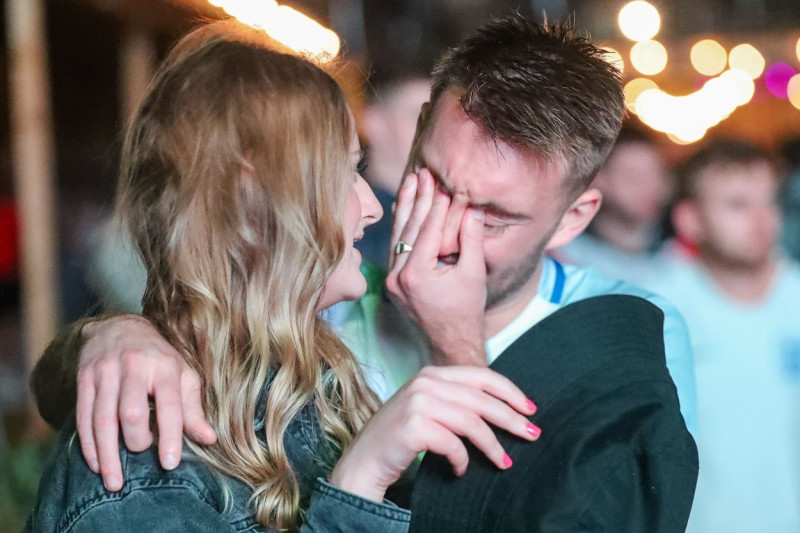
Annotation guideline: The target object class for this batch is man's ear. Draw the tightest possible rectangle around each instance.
[545,188,603,250]
[403,101,431,175]
[671,200,701,247]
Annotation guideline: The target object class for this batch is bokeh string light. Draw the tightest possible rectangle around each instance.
[729,44,766,79]
[789,74,800,110]
[618,1,661,41]
[616,0,799,144]
[630,39,668,75]
[691,39,727,76]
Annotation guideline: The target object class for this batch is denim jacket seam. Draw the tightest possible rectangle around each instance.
[58,475,220,532]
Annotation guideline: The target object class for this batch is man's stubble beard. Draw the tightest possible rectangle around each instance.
[484,238,549,310]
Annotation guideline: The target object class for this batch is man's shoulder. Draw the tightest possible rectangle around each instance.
[559,261,680,316]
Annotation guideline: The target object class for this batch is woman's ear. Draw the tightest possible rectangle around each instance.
[545,188,602,250]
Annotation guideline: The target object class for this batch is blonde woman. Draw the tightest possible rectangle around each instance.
[27,21,537,532]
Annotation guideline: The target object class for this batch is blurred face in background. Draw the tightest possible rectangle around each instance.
[689,162,781,269]
[593,141,672,227]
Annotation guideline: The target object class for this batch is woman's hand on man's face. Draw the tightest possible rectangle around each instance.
[76,314,216,492]
[328,365,540,503]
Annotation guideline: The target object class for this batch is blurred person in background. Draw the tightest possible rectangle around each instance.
[779,137,800,262]
[555,126,675,286]
[356,75,431,269]
[644,139,800,533]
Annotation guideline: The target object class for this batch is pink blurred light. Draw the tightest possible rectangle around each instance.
[764,62,797,99]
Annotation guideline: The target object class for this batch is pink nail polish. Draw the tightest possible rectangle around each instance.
[526,398,537,414]
[502,453,513,468]
[526,423,541,439]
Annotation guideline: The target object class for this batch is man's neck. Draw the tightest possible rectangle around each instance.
[483,262,543,339]
[590,212,657,253]
[700,256,777,303]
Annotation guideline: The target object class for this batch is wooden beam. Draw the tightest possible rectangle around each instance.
[6,0,59,371]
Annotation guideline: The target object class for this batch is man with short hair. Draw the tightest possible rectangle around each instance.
[33,14,697,492]
[645,139,800,532]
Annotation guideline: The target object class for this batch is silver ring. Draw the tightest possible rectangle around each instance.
[395,241,413,255]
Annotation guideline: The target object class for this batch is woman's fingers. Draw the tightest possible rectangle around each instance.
[405,369,539,452]
[421,396,514,471]
[413,419,470,476]
[418,366,537,418]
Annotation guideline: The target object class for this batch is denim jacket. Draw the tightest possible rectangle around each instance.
[26,387,411,532]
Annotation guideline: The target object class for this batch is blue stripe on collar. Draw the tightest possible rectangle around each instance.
[550,258,565,305]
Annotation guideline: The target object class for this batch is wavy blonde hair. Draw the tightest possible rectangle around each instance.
[116,21,379,530]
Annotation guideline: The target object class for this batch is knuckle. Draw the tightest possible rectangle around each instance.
[93,412,118,431]
[120,404,148,426]
[120,349,144,368]
[397,269,417,291]
[95,357,121,380]
[406,389,430,412]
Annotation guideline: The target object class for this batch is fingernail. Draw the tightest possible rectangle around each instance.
[526,423,541,440]
[526,398,537,414]
[471,208,484,220]
[502,453,513,469]
[104,475,121,491]
[89,460,99,473]
[163,453,178,470]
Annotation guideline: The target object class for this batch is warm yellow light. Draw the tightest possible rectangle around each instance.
[618,1,661,41]
[720,68,755,106]
[789,74,800,110]
[603,47,625,75]
[217,0,276,22]
[699,77,737,125]
[667,133,694,145]
[796,37,800,63]
[636,89,674,132]
[208,0,339,62]
[690,39,727,76]
[630,40,668,75]
[624,78,658,112]
[729,44,765,79]
[261,6,340,60]
[671,125,707,144]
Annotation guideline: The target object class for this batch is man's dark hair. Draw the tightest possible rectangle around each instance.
[428,12,625,198]
[677,139,781,201]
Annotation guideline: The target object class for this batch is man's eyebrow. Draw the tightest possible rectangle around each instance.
[430,170,530,220]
